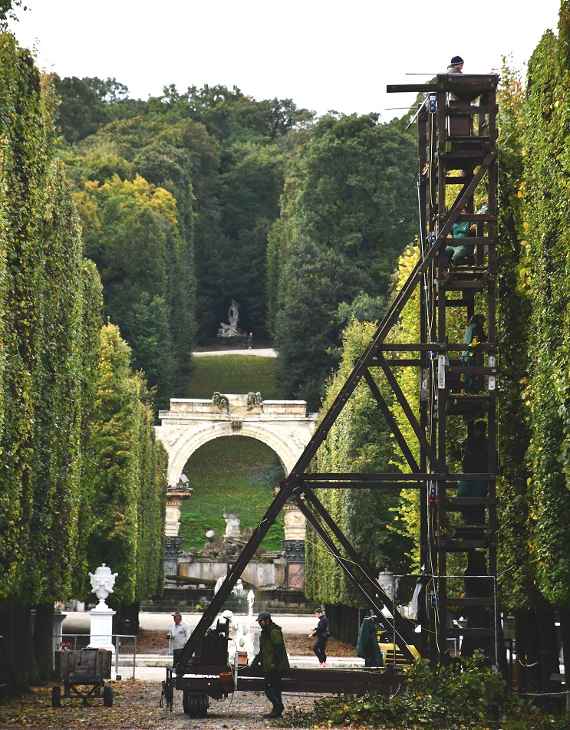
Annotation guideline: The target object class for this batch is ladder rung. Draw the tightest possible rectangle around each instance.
[444,237,494,245]
[445,497,496,509]
[440,151,489,161]
[456,214,496,222]
[448,627,492,637]
[440,539,491,552]
[445,597,493,607]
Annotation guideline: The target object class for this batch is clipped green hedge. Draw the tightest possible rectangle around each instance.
[524,8,570,605]
[305,320,412,606]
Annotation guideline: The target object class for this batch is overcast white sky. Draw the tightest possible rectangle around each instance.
[12,1,562,118]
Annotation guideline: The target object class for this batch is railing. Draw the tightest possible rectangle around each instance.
[58,634,137,679]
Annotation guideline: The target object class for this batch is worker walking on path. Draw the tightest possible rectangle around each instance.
[251,611,290,718]
[309,608,330,666]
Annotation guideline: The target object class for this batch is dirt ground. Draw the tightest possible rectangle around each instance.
[0,680,326,729]
[134,630,356,658]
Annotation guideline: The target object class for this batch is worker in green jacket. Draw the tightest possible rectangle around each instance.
[251,611,290,718]
[444,207,475,266]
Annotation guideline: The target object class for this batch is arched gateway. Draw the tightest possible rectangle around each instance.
[155,395,317,586]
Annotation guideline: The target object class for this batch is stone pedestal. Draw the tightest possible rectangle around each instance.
[165,485,192,539]
[273,557,287,587]
[88,606,115,654]
[164,536,183,579]
[283,504,306,589]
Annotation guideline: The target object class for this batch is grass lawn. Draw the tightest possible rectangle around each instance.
[185,355,280,399]
[180,436,285,552]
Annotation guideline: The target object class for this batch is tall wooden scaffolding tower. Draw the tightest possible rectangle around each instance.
[173,73,500,676]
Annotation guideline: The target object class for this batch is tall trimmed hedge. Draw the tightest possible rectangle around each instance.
[305,320,412,607]
[0,33,53,601]
[0,34,167,690]
[524,11,570,606]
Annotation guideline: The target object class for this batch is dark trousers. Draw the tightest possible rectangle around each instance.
[313,637,327,663]
[264,672,283,713]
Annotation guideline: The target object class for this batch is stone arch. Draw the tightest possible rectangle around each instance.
[164,421,303,487]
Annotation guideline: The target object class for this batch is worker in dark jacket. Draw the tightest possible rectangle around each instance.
[457,420,489,524]
[356,613,384,667]
[309,608,330,666]
[461,314,486,392]
[251,611,290,718]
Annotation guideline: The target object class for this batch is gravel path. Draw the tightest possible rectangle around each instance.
[192,348,277,358]
[162,688,318,729]
[0,681,321,730]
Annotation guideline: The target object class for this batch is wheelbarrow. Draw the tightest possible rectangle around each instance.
[52,648,113,707]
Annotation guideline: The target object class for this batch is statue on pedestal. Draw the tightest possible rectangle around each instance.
[217,299,243,338]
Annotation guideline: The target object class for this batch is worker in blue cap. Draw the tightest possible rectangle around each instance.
[447,55,464,73]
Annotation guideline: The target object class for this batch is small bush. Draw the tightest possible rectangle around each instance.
[285,656,568,729]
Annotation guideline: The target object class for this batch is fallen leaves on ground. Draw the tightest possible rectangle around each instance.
[0,680,168,729]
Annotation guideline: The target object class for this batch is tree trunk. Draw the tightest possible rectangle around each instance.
[34,603,54,682]
[112,601,140,637]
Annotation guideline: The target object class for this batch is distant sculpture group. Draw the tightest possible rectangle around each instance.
[218,299,244,338]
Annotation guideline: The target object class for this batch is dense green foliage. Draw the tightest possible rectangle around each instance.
[74,175,184,405]
[180,436,284,552]
[0,34,166,689]
[269,113,417,407]
[523,11,570,606]
[86,325,166,604]
[59,81,309,366]
[495,66,535,611]
[305,320,412,606]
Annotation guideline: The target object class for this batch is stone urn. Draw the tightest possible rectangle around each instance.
[89,563,118,609]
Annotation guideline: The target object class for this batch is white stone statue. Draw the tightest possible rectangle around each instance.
[247,589,255,617]
[224,513,241,539]
[89,564,117,609]
[217,299,242,338]
[228,299,239,330]
[233,578,244,597]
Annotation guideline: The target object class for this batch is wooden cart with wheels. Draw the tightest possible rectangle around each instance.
[53,648,113,707]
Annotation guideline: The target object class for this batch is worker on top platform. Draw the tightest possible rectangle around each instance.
[447,55,464,74]
[457,420,489,524]
[251,611,290,719]
[446,56,472,136]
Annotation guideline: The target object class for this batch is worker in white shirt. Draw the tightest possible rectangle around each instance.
[167,610,190,664]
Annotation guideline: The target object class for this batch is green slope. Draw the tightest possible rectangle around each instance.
[186,355,280,398]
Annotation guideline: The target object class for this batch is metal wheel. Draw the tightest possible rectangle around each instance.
[51,686,62,708]
[103,685,114,707]
[182,690,209,717]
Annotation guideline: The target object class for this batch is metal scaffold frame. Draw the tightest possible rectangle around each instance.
[166,73,500,709]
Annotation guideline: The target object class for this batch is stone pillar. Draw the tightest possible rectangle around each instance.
[164,483,192,579]
[283,503,306,590]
